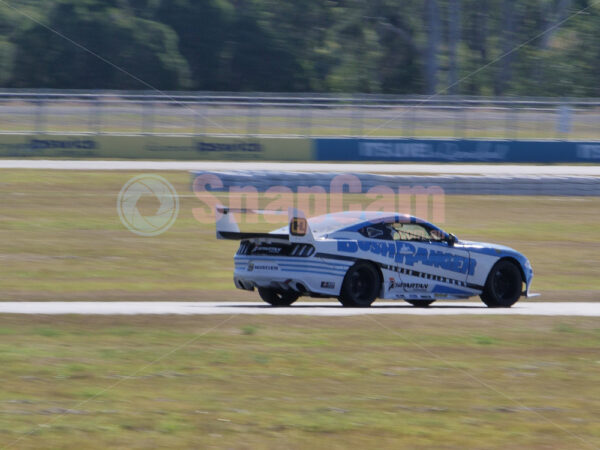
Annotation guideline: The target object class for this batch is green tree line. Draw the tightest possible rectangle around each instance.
[1,0,599,96]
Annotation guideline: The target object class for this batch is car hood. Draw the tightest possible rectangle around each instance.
[457,240,520,255]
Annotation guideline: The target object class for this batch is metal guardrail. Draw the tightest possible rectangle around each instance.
[193,171,600,197]
[1,90,599,140]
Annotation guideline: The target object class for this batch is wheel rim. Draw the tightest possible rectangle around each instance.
[492,267,520,301]
[348,267,375,303]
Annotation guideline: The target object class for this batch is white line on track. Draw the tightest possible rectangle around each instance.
[0,302,599,316]
[2,160,600,176]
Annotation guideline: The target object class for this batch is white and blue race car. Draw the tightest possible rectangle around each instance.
[216,207,534,308]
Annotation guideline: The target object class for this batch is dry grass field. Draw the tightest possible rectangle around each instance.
[0,314,599,449]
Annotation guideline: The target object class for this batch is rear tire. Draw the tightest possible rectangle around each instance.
[480,260,522,308]
[406,300,435,307]
[338,261,380,307]
[258,288,299,306]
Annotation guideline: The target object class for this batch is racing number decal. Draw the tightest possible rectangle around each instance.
[290,217,307,236]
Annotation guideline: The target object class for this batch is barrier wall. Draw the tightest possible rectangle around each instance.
[3,134,600,163]
[315,138,600,163]
[191,171,600,196]
[0,135,312,161]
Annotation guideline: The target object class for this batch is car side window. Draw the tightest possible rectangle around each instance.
[359,222,445,241]
[391,223,442,241]
[358,223,393,240]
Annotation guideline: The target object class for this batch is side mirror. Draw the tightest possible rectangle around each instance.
[446,233,457,247]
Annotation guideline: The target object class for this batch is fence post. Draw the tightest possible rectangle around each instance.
[303,98,312,138]
[34,99,45,134]
[194,96,203,136]
[409,104,416,138]
[556,101,572,140]
[461,101,467,139]
[401,102,409,137]
[453,101,464,138]
[505,104,516,140]
[247,97,260,137]
[142,100,154,135]
[90,96,102,135]
[351,97,363,138]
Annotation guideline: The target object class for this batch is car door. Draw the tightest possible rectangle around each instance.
[386,222,473,297]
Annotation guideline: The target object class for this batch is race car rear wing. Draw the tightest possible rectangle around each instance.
[215,205,315,243]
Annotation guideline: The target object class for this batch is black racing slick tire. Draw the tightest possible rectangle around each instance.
[480,260,523,308]
[258,288,300,306]
[406,300,435,307]
[338,261,381,307]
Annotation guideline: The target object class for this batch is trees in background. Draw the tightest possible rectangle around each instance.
[425,0,441,95]
[2,0,600,96]
[447,0,461,94]
[10,0,189,90]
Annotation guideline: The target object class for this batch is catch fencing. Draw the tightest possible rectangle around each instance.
[1,90,599,140]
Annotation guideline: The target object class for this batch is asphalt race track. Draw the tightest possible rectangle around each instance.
[0,302,598,316]
[2,160,600,175]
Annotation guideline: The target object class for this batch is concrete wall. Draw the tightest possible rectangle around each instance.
[192,171,600,196]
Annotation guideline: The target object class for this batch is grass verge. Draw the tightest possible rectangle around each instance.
[0,314,599,449]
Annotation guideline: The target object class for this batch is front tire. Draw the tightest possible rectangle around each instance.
[258,288,299,306]
[338,261,381,307]
[406,300,435,307]
[480,260,522,308]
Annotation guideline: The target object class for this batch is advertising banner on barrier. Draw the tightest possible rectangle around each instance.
[0,135,313,161]
[4,134,600,163]
[315,138,600,163]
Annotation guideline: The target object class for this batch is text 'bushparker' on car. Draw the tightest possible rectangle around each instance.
[215,206,536,308]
